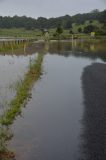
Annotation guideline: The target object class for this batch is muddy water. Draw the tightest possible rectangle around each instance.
[0,40,106,160]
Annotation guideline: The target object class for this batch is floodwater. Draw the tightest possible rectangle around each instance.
[0,40,106,160]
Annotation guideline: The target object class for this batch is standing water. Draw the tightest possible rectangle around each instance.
[0,40,106,160]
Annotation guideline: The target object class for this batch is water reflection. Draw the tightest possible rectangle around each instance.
[0,40,106,60]
[81,63,106,160]
[0,40,106,159]
[0,41,45,56]
[47,40,106,61]
[0,54,44,159]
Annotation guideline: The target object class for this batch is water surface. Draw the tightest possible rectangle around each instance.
[0,40,106,160]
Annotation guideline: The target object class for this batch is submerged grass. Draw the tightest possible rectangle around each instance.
[0,53,43,126]
[0,41,29,53]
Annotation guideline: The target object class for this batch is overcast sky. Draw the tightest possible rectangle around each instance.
[0,0,106,18]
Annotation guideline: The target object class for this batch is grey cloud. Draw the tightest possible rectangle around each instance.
[0,0,105,18]
[100,0,106,3]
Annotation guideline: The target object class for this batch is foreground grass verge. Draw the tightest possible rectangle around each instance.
[0,53,43,126]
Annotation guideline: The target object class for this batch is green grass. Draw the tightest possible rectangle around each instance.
[0,53,43,126]
[0,23,105,41]
[0,28,42,39]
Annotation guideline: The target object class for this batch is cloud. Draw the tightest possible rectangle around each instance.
[0,0,5,2]
[0,0,105,18]
[101,0,106,3]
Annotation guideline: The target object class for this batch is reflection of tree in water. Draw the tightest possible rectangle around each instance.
[0,40,106,61]
[80,63,106,160]
[48,41,106,61]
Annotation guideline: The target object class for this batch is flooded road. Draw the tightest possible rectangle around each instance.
[0,40,106,160]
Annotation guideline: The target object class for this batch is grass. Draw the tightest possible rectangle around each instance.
[0,28,42,39]
[0,53,43,126]
[0,25,105,41]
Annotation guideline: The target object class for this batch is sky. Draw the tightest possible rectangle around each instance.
[0,0,106,18]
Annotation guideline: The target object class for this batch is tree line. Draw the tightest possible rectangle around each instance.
[0,9,106,30]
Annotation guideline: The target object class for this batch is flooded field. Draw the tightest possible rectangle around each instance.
[0,40,106,160]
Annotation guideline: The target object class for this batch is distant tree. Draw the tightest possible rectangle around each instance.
[99,10,106,24]
[90,20,93,24]
[0,10,105,30]
[84,25,95,33]
[37,17,48,29]
[91,9,100,14]
[65,20,72,29]
[69,29,73,34]
[78,27,82,33]
[56,26,63,40]
[64,16,72,29]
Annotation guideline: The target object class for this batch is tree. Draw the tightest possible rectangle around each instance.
[0,10,105,30]
[64,20,72,29]
[84,25,95,33]
[56,26,63,40]
[69,29,73,34]
[78,27,82,33]
[91,9,100,14]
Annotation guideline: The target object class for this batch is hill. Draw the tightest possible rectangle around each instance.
[0,9,106,30]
